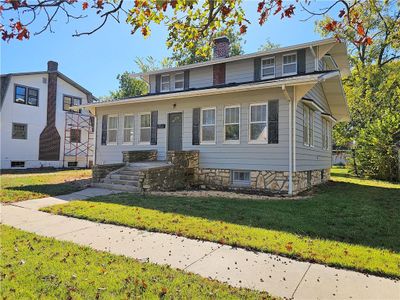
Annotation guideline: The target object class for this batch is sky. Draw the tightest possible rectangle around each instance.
[0,1,336,97]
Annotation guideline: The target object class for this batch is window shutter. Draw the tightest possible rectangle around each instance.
[268,100,279,144]
[254,58,261,81]
[155,75,161,93]
[297,49,306,74]
[101,115,108,145]
[192,108,200,145]
[184,70,190,90]
[150,111,158,145]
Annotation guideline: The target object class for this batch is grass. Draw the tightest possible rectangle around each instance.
[0,169,91,203]
[42,167,400,278]
[0,225,273,299]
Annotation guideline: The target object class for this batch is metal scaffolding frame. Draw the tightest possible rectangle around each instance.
[63,111,94,168]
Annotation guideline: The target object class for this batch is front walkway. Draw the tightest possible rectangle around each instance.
[1,188,399,299]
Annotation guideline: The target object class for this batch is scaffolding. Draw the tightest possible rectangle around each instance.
[63,111,94,168]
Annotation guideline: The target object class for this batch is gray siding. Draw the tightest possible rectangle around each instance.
[304,83,331,114]
[189,66,213,89]
[95,88,290,171]
[226,59,254,83]
[295,89,332,171]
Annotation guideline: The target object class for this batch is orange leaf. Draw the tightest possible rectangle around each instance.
[82,2,88,10]
[357,24,365,36]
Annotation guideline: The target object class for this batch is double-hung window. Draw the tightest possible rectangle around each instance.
[261,57,275,79]
[161,75,170,92]
[201,108,216,143]
[303,105,314,147]
[224,106,240,142]
[249,104,267,143]
[14,85,39,106]
[63,95,82,113]
[107,115,118,145]
[322,118,330,150]
[140,113,151,143]
[282,53,297,75]
[174,73,184,91]
[123,115,134,144]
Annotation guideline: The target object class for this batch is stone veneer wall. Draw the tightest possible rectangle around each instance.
[196,168,330,194]
[138,151,200,192]
[122,150,157,163]
[92,163,125,183]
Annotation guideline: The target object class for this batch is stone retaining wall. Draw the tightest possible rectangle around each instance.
[92,163,125,182]
[122,150,157,163]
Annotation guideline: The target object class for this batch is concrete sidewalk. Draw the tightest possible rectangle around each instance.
[1,188,399,299]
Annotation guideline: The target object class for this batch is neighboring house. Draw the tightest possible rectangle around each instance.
[81,37,350,195]
[1,61,95,169]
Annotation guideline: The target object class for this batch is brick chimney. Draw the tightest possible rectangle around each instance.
[213,36,230,59]
[38,61,61,161]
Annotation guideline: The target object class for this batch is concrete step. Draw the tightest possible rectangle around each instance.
[103,179,139,186]
[118,170,140,176]
[92,183,140,192]
[110,174,139,181]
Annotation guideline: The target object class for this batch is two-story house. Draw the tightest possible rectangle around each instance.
[1,61,95,169]
[79,37,350,195]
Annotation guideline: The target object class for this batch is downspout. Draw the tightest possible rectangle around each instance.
[93,107,97,166]
[282,85,293,195]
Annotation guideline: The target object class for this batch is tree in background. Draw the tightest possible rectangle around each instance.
[318,0,400,181]
[258,38,280,51]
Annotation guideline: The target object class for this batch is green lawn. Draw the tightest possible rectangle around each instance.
[0,169,91,203]
[0,225,272,299]
[42,168,400,278]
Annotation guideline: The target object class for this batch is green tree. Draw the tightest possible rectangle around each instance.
[108,71,148,100]
[258,38,280,51]
[317,0,400,181]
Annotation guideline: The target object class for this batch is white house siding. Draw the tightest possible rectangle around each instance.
[295,86,332,172]
[56,77,91,168]
[189,66,213,89]
[95,87,290,171]
[0,74,91,169]
[1,74,50,169]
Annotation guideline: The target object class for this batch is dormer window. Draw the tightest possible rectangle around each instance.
[161,75,170,92]
[261,57,275,79]
[174,72,184,91]
[282,53,297,75]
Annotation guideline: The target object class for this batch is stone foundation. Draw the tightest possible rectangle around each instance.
[122,150,157,163]
[92,163,125,182]
[195,168,330,194]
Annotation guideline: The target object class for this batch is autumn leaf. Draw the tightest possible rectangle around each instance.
[357,24,365,36]
[285,242,293,252]
[239,24,247,34]
[82,2,88,10]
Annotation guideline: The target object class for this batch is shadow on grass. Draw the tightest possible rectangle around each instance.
[85,181,400,252]
[1,180,90,202]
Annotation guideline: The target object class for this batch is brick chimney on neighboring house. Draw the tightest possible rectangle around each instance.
[212,37,230,85]
[38,61,61,161]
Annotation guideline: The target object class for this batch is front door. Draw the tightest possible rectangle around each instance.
[168,112,183,151]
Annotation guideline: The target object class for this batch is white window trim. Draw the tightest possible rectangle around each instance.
[174,72,184,91]
[303,106,310,146]
[248,103,268,144]
[160,74,170,92]
[224,105,240,144]
[139,112,151,145]
[303,105,314,147]
[122,114,134,145]
[282,52,298,76]
[106,114,118,145]
[261,56,275,79]
[200,107,216,145]
[231,170,251,186]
